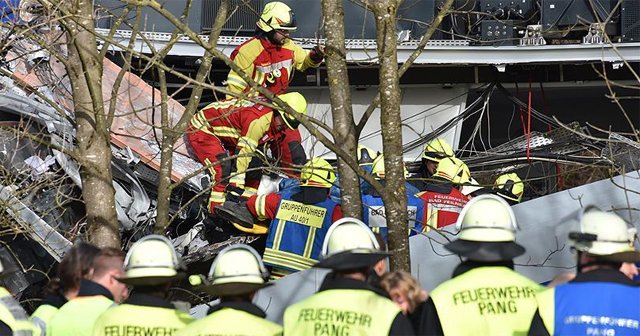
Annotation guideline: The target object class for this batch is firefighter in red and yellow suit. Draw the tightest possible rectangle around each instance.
[417,157,470,231]
[226,2,323,177]
[217,158,342,280]
[187,92,307,212]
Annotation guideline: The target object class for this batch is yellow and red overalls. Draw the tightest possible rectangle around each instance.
[188,99,282,211]
[225,36,319,179]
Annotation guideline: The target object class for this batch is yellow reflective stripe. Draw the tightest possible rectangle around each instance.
[238,136,258,149]
[229,173,245,187]
[272,219,286,250]
[226,73,247,89]
[372,227,380,234]
[209,191,225,204]
[255,195,268,221]
[263,249,316,271]
[303,227,316,258]
[190,111,208,130]
[422,204,438,231]
[242,187,258,199]
[203,159,216,178]
[211,126,240,138]
[269,268,293,280]
[254,71,265,86]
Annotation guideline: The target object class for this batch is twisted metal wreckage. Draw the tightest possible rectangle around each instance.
[0,20,639,311]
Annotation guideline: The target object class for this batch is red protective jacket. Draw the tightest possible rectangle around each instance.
[188,99,282,209]
[226,37,320,97]
[417,182,469,231]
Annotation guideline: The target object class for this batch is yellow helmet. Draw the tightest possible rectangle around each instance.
[276,92,307,130]
[434,157,470,185]
[371,155,409,179]
[494,173,524,203]
[300,158,336,188]
[256,1,297,32]
[357,145,379,166]
[422,138,454,162]
[570,207,640,262]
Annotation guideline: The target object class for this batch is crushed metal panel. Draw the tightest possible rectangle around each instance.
[243,170,640,324]
[0,185,72,261]
[602,132,640,172]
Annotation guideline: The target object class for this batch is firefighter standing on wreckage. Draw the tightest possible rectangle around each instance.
[217,157,343,280]
[224,0,325,184]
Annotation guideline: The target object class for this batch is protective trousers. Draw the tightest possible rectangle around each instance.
[187,130,261,211]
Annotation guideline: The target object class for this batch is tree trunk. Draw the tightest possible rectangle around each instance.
[372,0,410,271]
[321,0,363,219]
[154,0,230,233]
[64,0,119,248]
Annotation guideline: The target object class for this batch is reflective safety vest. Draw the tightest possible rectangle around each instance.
[362,193,425,240]
[175,307,282,336]
[536,282,640,335]
[48,295,114,336]
[31,303,58,336]
[430,266,542,336]
[263,191,339,272]
[0,287,40,336]
[417,186,468,230]
[92,303,194,336]
[283,288,400,336]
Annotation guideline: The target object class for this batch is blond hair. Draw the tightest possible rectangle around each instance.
[380,271,428,314]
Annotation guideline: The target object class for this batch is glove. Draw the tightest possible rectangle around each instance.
[309,45,325,63]
[225,185,244,203]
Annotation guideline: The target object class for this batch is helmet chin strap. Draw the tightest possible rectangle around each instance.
[265,30,286,45]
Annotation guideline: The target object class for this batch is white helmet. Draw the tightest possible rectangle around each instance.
[461,177,486,197]
[570,207,640,263]
[455,194,518,242]
[118,235,183,286]
[315,218,390,271]
[445,194,525,261]
[204,244,270,296]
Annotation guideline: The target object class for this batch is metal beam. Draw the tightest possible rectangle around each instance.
[97,29,640,65]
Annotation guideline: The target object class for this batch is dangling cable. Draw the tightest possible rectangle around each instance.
[526,72,532,163]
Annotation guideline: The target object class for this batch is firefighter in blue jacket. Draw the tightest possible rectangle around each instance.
[361,155,425,241]
[529,207,640,336]
[217,157,342,279]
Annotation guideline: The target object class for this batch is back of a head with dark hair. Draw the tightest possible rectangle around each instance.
[91,248,125,280]
[46,242,101,295]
